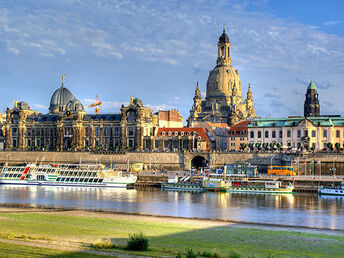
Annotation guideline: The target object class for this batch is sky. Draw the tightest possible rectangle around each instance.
[1,0,344,123]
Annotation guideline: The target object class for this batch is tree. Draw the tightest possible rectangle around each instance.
[335,143,341,151]
[255,142,261,150]
[262,142,268,150]
[240,143,247,151]
[276,142,282,149]
[248,143,254,151]
[327,142,333,151]
[269,142,275,150]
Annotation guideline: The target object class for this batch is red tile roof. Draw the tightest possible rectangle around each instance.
[228,121,250,135]
[207,122,229,128]
[157,127,210,141]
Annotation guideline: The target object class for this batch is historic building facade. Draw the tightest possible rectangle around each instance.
[248,80,343,151]
[4,78,155,151]
[187,27,256,127]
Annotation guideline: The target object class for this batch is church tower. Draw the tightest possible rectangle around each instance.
[187,26,256,127]
[304,79,320,117]
[217,25,231,66]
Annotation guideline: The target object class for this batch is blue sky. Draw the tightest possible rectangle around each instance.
[1,0,344,123]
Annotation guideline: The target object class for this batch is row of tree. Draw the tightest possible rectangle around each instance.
[240,142,344,151]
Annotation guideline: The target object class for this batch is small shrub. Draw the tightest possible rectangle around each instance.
[228,252,241,258]
[186,248,197,258]
[126,232,149,251]
[92,238,117,249]
[201,251,222,258]
[176,252,183,258]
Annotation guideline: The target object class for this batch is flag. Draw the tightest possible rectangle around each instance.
[317,160,321,164]
[295,160,299,165]
[310,160,314,165]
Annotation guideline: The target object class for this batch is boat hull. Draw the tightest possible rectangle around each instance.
[226,187,294,194]
[318,188,344,196]
[161,183,204,191]
[0,180,132,188]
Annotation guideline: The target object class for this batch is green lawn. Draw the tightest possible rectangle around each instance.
[0,211,343,257]
[0,241,110,258]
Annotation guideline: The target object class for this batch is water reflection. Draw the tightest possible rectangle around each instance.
[0,185,343,230]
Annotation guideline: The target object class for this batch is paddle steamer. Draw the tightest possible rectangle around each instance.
[0,163,137,188]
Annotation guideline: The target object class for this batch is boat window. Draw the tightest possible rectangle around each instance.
[70,178,75,182]
[65,178,70,182]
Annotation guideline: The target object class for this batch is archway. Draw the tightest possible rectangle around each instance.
[191,156,207,169]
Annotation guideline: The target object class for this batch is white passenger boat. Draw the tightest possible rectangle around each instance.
[0,164,137,188]
[203,174,294,193]
[318,183,344,196]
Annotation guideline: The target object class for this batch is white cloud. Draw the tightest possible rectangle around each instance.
[32,104,48,110]
[323,21,341,26]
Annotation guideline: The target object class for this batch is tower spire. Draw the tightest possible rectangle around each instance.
[223,24,225,33]
[61,74,66,88]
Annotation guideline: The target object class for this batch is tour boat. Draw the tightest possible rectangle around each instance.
[161,176,204,191]
[318,183,344,196]
[161,182,204,191]
[0,163,137,188]
[203,175,294,193]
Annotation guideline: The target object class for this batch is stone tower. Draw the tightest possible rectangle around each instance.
[187,26,256,126]
[304,79,320,117]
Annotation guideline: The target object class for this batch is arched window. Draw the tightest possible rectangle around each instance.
[221,46,224,56]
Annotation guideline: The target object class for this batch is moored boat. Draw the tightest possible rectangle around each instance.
[318,183,344,196]
[161,175,204,191]
[203,174,294,193]
[0,163,137,188]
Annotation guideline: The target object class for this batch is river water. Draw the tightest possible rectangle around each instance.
[0,185,343,230]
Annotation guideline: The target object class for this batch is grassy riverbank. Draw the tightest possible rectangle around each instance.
[0,208,343,257]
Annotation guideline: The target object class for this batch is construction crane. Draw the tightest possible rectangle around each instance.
[88,95,102,114]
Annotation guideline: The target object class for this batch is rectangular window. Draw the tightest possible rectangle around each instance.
[12,128,18,136]
[323,129,327,138]
[95,127,100,137]
[114,127,121,137]
[279,130,282,138]
[265,131,269,138]
[258,131,262,138]
[287,130,291,138]
[312,130,316,137]
[297,130,301,138]
[250,131,254,138]
[272,131,276,138]
[127,127,135,137]
[304,130,308,137]
[336,130,340,138]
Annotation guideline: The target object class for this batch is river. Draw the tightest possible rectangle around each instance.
[0,185,343,230]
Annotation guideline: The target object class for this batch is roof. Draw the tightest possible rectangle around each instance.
[85,114,121,121]
[156,127,210,141]
[307,81,317,90]
[228,120,250,135]
[207,122,229,128]
[248,116,344,128]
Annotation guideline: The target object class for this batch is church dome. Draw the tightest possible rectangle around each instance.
[206,65,242,101]
[49,86,75,113]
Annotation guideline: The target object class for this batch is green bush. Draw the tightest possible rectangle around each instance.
[186,248,197,258]
[126,232,149,251]
[228,251,241,258]
[201,250,222,258]
[176,252,183,258]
